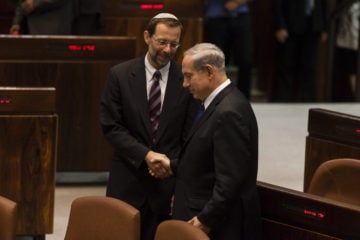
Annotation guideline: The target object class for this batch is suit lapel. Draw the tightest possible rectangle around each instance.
[128,57,153,142]
[184,84,235,145]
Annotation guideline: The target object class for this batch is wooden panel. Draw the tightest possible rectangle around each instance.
[0,36,136,171]
[0,115,57,235]
[0,0,16,34]
[104,0,204,18]
[307,108,360,146]
[263,219,340,240]
[102,17,203,58]
[0,35,136,60]
[0,87,55,113]
[258,181,360,240]
[101,0,204,57]
[0,62,57,86]
[0,62,115,171]
[304,108,360,190]
[55,62,114,171]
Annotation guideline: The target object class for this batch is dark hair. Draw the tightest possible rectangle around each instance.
[146,18,183,37]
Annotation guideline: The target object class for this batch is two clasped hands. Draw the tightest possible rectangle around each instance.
[145,150,173,179]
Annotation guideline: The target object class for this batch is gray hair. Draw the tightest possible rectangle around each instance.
[183,43,226,72]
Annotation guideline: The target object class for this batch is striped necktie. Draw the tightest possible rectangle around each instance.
[305,0,312,15]
[149,71,162,142]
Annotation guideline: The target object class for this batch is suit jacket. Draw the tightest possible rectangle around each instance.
[172,84,262,240]
[12,0,73,34]
[273,0,328,34]
[100,56,195,215]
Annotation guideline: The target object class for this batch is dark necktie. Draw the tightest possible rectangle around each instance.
[149,71,162,142]
[305,0,311,15]
[193,103,205,126]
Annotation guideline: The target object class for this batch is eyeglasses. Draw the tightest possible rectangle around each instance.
[152,36,181,49]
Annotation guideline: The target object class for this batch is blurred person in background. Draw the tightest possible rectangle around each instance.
[332,1,359,101]
[9,0,73,35]
[272,0,328,102]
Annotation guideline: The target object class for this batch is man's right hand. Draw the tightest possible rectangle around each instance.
[9,24,20,35]
[275,29,289,43]
[145,151,173,179]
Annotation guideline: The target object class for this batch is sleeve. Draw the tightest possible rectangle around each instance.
[273,0,286,30]
[12,1,24,25]
[30,0,69,14]
[100,67,150,169]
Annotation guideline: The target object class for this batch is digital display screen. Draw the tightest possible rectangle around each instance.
[283,203,326,220]
[121,1,165,10]
[0,96,11,104]
[140,4,164,9]
[68,44,96,52]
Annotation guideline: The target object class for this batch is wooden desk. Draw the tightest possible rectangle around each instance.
[0,87,57,239]
[0,35,136,172]
[304,108,360,191]
[259,181,360,240]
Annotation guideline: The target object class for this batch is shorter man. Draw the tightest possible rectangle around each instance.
[152,43,262,239]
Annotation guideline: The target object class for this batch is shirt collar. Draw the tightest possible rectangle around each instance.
[203,79,231,109]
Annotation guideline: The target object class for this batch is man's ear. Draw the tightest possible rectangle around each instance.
[204,64,215,76]
[144,30,151,45]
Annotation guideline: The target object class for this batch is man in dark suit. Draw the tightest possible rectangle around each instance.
[162,43,262,239]
[100,13,195,240]
[272,0,328,102]
[9,0,73,35]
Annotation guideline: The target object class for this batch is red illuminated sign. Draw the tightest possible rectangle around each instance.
[0,97,11,104]
[356,129,360,134]
[140,4,164,9]
[68,45,96,52]
[283,203,326,220]
[303,209,325,219]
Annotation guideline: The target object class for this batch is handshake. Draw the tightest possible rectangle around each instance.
[145,150,173,179]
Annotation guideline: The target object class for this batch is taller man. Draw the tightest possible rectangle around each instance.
[100,13,195,240]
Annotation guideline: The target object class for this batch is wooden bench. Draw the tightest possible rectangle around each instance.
[259,181,360,240]
[304,108,360,191]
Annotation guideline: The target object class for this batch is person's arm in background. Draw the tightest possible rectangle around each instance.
[21,0,68,15]
[320,0,329,42]
[9,0,24,34]
[273,0,288,43]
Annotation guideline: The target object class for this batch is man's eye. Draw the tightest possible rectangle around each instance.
[184,74,192,79]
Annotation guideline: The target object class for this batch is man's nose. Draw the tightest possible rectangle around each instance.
[162,44,172,53]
